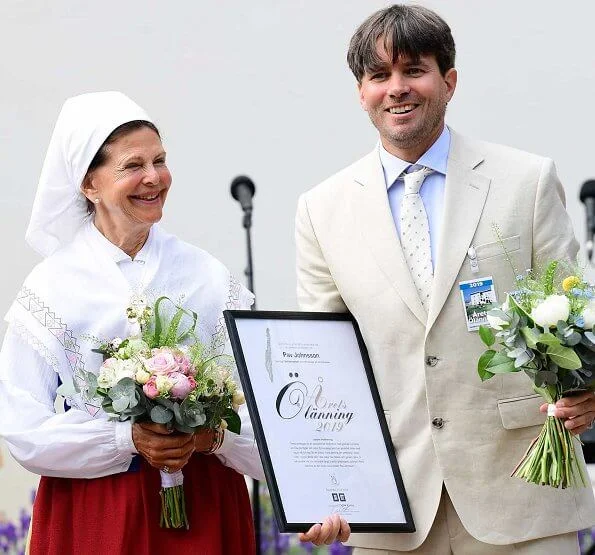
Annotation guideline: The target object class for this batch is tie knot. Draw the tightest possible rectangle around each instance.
[403,166,432,195]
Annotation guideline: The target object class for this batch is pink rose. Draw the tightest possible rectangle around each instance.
[173,351,193,375]
[169,373,197,399]
[145,349,178,375]
[143,376,159,399]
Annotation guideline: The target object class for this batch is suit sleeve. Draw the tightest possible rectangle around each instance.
[532,158,579,265]
[295,194,347,312]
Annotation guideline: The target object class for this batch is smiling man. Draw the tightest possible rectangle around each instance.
[295,5,595,555]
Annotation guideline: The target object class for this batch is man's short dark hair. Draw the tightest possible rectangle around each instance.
[347,4,456,83]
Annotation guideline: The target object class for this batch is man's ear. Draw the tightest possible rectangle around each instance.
[358,82,368,112]
[444,68,457,102]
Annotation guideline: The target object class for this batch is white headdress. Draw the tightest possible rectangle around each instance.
[25,91,153,257]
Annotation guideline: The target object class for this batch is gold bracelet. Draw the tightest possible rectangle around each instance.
[206,428,224,454]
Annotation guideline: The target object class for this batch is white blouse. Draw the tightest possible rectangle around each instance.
[0,224,265,481]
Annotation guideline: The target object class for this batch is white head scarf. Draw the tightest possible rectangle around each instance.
[25,91,153,257]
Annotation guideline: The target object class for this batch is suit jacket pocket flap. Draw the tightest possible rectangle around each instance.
[475,235,520,260]
[497,394,545,430]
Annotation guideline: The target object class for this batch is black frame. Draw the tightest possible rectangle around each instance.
[224,310,415,533]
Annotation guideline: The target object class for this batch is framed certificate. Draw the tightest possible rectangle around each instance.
[224,310,415,533]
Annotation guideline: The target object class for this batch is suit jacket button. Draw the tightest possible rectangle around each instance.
[425,356,438,367]
[432,417,444,429]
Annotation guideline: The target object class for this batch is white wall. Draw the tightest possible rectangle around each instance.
[1,0,594,519]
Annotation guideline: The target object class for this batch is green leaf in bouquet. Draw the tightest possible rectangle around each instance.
[532,384,556,403]
[150,404,174,424]
[478,325,495,347]
[535,370,558,387]
[478,350,496,381]
[546,344,581,370]
[542,260,558,295]
[520,326,539,349]
[223,407,242,434]
[584,331,595,348]
[506,347,526,359]
[179,397,206,428]
[513,350,534,368]
[563,331,582,347]
[109,378,137,412]
[537,333,561,347]
[486,352,517,374]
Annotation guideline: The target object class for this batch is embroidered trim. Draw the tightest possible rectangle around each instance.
[11,320,60,372]
[15,287,101,417]
[211,274,243,352]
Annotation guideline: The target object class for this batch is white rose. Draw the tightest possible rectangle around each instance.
[114,359,138,382]
[97,359,118,388]
[232,391,245,407]
[531,295,570,328]
[135,367,152,385]
[581,299,595,329]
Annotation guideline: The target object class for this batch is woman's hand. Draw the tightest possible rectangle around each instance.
[132,422,195,473]
[193,428,218,453]
[540,390,595,435]
[298,514,350,546]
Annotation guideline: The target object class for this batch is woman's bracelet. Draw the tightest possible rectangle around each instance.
[206,428,224,454]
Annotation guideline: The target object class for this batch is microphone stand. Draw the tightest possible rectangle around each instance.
[240,207,261,555]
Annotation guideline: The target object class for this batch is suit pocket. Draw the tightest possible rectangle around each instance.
[497,394,545,430]
[475,235,520,260]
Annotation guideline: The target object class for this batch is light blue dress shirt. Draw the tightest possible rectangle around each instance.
[379,126,450,266]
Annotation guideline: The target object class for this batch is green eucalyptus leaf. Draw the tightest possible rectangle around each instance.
[546,344,582,370]
[478,326,495,347]
[150,404,174,424]
[564,332,582,347]
[514,350,534,368]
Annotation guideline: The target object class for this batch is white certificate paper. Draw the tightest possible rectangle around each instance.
[224,311,414,533]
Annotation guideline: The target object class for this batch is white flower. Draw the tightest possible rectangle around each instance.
[135,367,152,385]
[97,358,138,388]
[581,299,595,329]
[232,391,245,407]
[531,295,570,328]
[155,374,174,395]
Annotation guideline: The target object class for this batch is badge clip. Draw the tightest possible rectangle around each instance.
[467,246,479,274]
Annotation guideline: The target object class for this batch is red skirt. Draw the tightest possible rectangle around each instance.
[29,454,255,555]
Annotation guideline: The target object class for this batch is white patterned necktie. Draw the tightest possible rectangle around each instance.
[400,167,434,310]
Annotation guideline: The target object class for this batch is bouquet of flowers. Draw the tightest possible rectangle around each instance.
[80,296,245,529]
[478,260,594,488]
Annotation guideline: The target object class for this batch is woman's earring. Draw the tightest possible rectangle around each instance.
[94,198,101,204]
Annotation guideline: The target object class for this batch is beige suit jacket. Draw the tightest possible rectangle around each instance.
[295,130,595,550]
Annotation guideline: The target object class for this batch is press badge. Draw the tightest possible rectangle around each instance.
[458,277,498,332]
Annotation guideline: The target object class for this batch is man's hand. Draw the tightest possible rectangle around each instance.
[298,514,350,546]
[540,390,595,435]
[132,422,195,473]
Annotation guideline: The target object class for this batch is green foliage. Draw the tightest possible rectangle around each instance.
[478,325,495,347]
[542,260,559,295]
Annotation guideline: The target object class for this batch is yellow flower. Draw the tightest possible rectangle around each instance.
[562,276,580,292]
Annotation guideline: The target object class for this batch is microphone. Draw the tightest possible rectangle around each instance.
[230,175,256,214]
[580,180,595,262]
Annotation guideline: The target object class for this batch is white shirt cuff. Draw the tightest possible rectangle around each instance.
[115,420,138,455]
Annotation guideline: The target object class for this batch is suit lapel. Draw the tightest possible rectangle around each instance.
[426,132,491,332]
[352,150,427,326]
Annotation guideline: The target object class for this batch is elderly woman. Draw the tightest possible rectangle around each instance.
[0,92,349,553]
